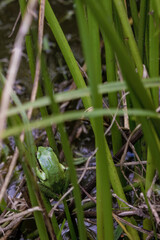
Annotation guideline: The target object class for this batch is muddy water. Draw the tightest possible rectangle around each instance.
[0,1,19,68]
[0,0,82,95]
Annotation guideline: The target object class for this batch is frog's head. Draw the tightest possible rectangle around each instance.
[37,146,53,159]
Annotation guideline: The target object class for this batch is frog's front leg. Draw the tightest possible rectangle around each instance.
[36,167,46,181]
[36,167,59,199]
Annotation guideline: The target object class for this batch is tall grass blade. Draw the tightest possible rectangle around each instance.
[113,0,143,76]
[87,6,113,239]
[1,107,160,139]
[129,0,139,40]
[149,1,159,106]
[138,0,148,61]
[102,0,122,155]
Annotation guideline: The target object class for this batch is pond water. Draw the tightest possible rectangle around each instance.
[0,1,18,66]
[0,0,83,99]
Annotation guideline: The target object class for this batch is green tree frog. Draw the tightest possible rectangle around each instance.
[36,146,69,199]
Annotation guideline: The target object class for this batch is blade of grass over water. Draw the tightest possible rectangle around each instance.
[1,77,160,119]
[2,108,160,142]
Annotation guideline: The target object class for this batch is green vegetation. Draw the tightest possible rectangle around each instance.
[0,0,160,239]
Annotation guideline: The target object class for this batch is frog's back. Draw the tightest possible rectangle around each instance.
[38,146,66,194]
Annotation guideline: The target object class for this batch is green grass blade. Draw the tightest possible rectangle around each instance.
[2,107,160,142]
[102,0,122,155]
[138,0,148,61]
[87,6,113,239]
[22,157,50,240]
[113,0,143,76]
[2,77,160,119]
[129,0,139,39]
[153,0,160,18]
[149,1,159,106]
[63,199,77,240]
